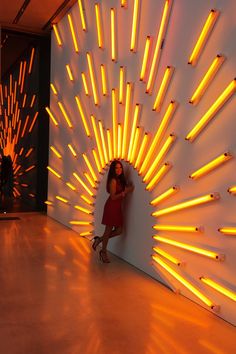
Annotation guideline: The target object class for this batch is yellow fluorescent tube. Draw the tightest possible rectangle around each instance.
[130,0,139,52]
[150,185,179,206]
[68,14,79,53]
[81,72,89,95]
[121,0,127,7]
[119,66,125,104]
[92,149,102,173]
[45,201,53,205]
[107,129,113,161]
[122,82,132,159]
[66,182,76,191]
[186,79,236,142]
[53,24,62,46]
[68,144,77,157]
[153,225,201,232]
[75,95,90,137]
[50,83,58,95]
[95,3,103,48]
[188,10,219,66]
[66,64,74,81]
[228,186,236,194]
[134,132,149,170]
[47,166,61,178]
[130,126,141,164]
[87,52,99,106]
[200,277,236,302]
[146,162,171,191]
[69,221,92,225]
[153,66,174,111]
[78,0,87,31]
[152,192,220,217]
[58,102,73,128]
[153,247,181,266]
[218,227,236,236]
[73,172,94,196]
[81,194,94,206]
[100,64,108,96]
[50,146,61,158]
[74,205,92,214]
[128,103,141,161]
[56,195,69,203]
[112,88,118,158]
[111,8,117,61]
[153,235,223,260]
[84,172,96,188]
[91,115,105,167]
[189,152,232,179]
[45,107,58,126]
[190,55,225,104]
[98,120,108,164]
[117,124,122,159]
[152,255,215,308]
[82,153,97,182]
[140,36,151,81]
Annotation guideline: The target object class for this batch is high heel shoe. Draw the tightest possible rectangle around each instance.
[99,250,110,263]
[92,236,101,251]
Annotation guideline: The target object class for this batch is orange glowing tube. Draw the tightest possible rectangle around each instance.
[19,147,24,156]
[228,186,236,194]
[18,61,23,86]
[200,277,236,302]
[21,115,29,138]
[15,120,22,144]
[22,93,27,108]
[91,115,105,167]
[14,165,21,175]
[98,120,108,164]
[134,132,149,170]
[140,36,151,81]
[218,227,236,236]
[188,10,219,66]
[153,66,174,111]
[28,47,35,74]
[117,124,122,159]
[143,134,176,183]
[45,200,53,205]
[68,144,77,157]
[45,107,59,126]
[87,52,99,106]
[28,111,38,133]
[50,83,58,95]
[146,0,172,93]
[82,153,97,182]
[92,149,102,173]
[50,146,62,159]
[100,64,108,96]
[73,172,94,196]
[58,101,73,128]
[53,24,63,46]
[139,101,177,175]
[130,126,140,164]
[68,14,79,53]
[75,95,90,136]
[81,194,94,206]
[84,172,96,188]
[20,61,26,93]
[153,224,201,232]
[9,74,12,94]
[47,166,61,179]
[152,255,215,308]
[119,66,125,104]
[128,103,141,161]
[107,129,113,161]
[130,0,139,52]
[111,8,117,61]
[66,64,74,81]
[0,84,3,104]
[95,3,103,48]
[153,247,181,266]
[122,82,132,159]
[112,88,118,158]
[25,165,35,173]
[146,162,171,191]
[74,205,92,215]
[190,55,225,104]
[189,152,232,179]
[30,94,36,107]
[121,0,127,7]
[81,72,89,95]
[186,79,236,142]
[69,220,92,225]
[56,195,69,203]
[66,182,76,191]
[152,192,220,217]
[78,0,87,31]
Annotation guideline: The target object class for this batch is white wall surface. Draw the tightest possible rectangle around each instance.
[48,0,236,325]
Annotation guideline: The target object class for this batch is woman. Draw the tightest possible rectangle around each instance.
[92,160,134,263]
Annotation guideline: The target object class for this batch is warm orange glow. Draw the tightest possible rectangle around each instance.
[186,79,236,142]
[228,186,236,194]
[25,165,35,173]
[146,162,171,191]
[56,195,69,203]
[20,61,26,93]
[82,153,97,182]
[130,127,140,164]
[107,129,113,161]
[139,101,177,175]
[18,61,23,86]
[87,52,99,105]
[150,185,179,206]
[50,146,62,159]
[68,14,79,53]
[22,93,27,108]
[117,124,122,159]
[153,235,223,260]
[78,0,87,31]
[140,36,151,81]
[95,3,103,48]
[28,47,35,74]
[130,0,139,52]
[84,172,96,188]
[190,55,225,104]
[75,95,90,137]
[69,221,92,226]
[153,225,201,232]
[92,149,102,173]
[47,166,61,179]
[74,205,92,215]
[73,172,94,196]
[143,134,176,183]
[91,115,105,167]
[100,64,108,96]
[134,132,149,170]
[153,66,174,111]
[121,0,127,7]
[128,103,141,161]
[19,148,24,156]
[218,227,236,236]
[21,115,29,137]
[58,101,73,128]
[153,247,181,265]
[45,200,53,205]
[200,277,236,302]
[45,107,59,126]
[189,152,232,179]
[119,66,125,104]
[98,120,108,164]
[66,64,74,81]
[80,231,92,237]
[50,83,58,95]
[152,256,215,308]
[81,72,89,95]
[152,192,220,217]
[68,144,77,157]
[30,94,36,107]
[66,182,77,191]
[81,194,94,206]
[112,88,118,158]
[146,0,171,93]
[122,82,132,159]
[52,24,63,46]
[111,8,117,61]
[188,10,219,66]
[28,111,38,133]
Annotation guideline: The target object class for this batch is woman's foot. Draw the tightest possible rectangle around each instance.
[92,236,101,251]
[99,250,110,263]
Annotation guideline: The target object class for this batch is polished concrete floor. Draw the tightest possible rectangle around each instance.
[0,213,235,354]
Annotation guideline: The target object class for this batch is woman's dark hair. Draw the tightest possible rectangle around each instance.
[106,160,126,192]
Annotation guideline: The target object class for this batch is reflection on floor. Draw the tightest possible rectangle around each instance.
[0,213,235,354]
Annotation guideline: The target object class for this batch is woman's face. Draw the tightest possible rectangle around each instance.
[115,163,123,176]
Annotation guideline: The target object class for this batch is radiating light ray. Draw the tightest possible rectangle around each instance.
[228,186,236,195]
[134,132,149,170]
[81,194,94,206]
[100,64,108,96]
[47,166,61,179]
[82,153,98,182]
[21,115,29,138]
[189,55,225,104]
[140,36,151,81]
[153,66,174,111]
[66,182,77,191]
[111,8,117,61]
[50,146,62,159]
[25,165,35,173]
[130,126,140,164]
[45,107,59,126]
[53,24,63,46]
[146,162,172,191]
[28,111,38,133]
[68,14,79,53]
[117,123,122,159]
[91,115,105,167]
[152,256,215,308]
[73,172,94,196]
[139,101,177,175]
[25,148,34,158]
[95,3,104,48]
[98,120,108,164]
[81,72,90,95]
[200,277,236,302]
[69,220,92,225]
[78,0,87,31]
[153,247,181,265]
[74,205,92,214]
[20,61,27,93]
[92,148,102,173]
[28,47,35,74]
[107,129,113,161]
[122,82,132,159]
[56,195,69,203]
[186,79,236,142]
[218,227,236,236]
[143,134,176,183]
[152,193,220,217]
[84,172,96,188]
[146,0,172,93]
[30,94,36,107]
[153,225,201,232]
[50,83,58,95]
[87,52,99,105]
[119,66,125,104]
[75,95,90,136]
[68,144,77,157]
[58,101,73,128]
[128,103,141,161]
[189,152,233,179]
[45,200,53,205]
[188,10,219,66]
[130,0,140,52]
[66,64,74,81]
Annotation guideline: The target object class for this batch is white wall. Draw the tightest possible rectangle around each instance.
[48,0,236,325]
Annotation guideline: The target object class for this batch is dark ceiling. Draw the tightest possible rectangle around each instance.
[0,0,76,77]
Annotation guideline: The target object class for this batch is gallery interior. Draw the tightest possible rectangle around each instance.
[0,0,236,353]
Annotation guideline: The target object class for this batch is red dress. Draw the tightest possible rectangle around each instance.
[102,179,124,227]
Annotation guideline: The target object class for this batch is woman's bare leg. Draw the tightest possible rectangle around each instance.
[101,225,113,251]
[109,226,122,238]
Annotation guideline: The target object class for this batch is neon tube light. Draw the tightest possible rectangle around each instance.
[25,165,35,173]
[81,72,89,95]
[75,96,90,136]
[68,144,77,157]
[87,52,99,106]
[98,120,108,164]
[30,94,36,107]
[134,132,149,170]
[84,172,96,188]
[122,82,132,159]
[58,102,73,128]
[50,83,58,95]
[47,166,61,179]
[52,24,62,46]
[100,64,108,96]
[74,205,92,215]
[46,107,58,126]
[69,221,92,226]
[228,186,236,195]
[28,47,35,74]
[111,8,117,61]
[92,149,102,173]
[150,186,179,206]
[130,127,140,164]
[78,0,87,31]
[128,103,141,161]
[107,129,113,161]
[68,14,79,53]
[119,66,125,104]
[91,115,105,167]
[66,64,74,81]
[81,194,94,206]
[218,227,236,236]
[153,225,201,232]
[66,182,76,191]
[82,153,97,182]
[130,0,139,52]
[146,162,171,191]
[117,124,122,159]
[153,66,174,111]
[200,277,236,302]
[50,146,62,159]
[29,111,38,133]
[152,192,219,217]
[95,3,103,48]
[140,36,151,81]
[112,88,118,158]
[153,247,181,266]
[73,172,94,196]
